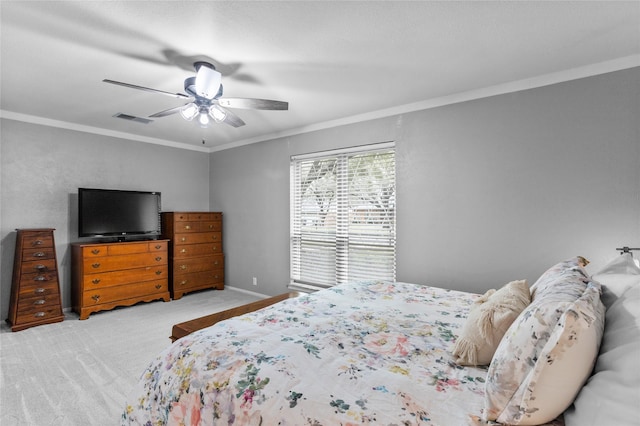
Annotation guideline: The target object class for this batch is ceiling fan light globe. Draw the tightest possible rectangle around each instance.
[180,103,199,121]
[198,112,210,127]
[209,105,227,123]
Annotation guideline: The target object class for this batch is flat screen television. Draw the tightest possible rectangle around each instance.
[78,188,161,239]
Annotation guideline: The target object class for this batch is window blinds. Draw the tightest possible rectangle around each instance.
[290,143,396,291]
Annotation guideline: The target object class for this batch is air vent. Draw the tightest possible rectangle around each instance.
[113,113,153,124]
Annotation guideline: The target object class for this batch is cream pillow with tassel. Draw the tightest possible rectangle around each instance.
[452,279,530,366]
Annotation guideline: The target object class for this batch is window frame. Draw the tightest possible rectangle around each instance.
[290,141,396,292]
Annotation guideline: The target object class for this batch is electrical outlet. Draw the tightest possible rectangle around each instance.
[252,277,257,286]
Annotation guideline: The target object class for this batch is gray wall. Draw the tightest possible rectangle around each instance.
[0,121,210,319]
[210,67,640,297]
[1,68,638,319]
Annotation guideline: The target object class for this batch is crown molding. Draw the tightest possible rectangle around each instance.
[208,55,640,152]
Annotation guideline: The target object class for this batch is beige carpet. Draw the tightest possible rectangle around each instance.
[0,288,263,426]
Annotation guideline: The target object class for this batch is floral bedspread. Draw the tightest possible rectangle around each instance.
[121,281,541,425]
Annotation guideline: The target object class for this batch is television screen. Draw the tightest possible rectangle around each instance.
[78,188,161,238]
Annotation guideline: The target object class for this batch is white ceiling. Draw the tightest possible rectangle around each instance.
[1,1,639,152]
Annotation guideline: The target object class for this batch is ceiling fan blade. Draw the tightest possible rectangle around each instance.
[148,104,186,118]
[103,79,190,99]
[218,98,288,110]
[221,108,246,128]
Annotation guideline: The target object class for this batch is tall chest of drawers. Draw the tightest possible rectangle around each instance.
[7,229,65,331]
[161,212,224,300]
[71,239,170,319]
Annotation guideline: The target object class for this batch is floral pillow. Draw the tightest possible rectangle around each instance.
[484,258,605,425]
[529,256,591,300]
[452,279,530,366]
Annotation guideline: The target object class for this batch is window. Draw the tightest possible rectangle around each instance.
[290,142,396,291]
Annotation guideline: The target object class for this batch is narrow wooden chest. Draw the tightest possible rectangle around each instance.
[7,228,64,331]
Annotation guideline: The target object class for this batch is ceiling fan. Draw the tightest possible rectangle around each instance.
[103,61,288,128]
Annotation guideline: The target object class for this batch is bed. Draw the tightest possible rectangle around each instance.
[122,254,640,425]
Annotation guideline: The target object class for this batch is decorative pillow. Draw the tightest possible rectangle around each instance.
[452,279,530,366]
[564,272,640,425]
[484,258,605,425]
[591,253,640,309]
[529,256,591,301]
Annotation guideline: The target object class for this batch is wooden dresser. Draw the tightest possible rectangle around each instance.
[6,228,65,331]
[71,239,170,319]
[161,212,224,300]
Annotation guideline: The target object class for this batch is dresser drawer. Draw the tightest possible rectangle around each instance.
[149,241,168,252]
[172,221,220,233]
[16,281,60,297]
[174,232,222,245]
[173,270,225,291]
[22,247,56,262]
[83,265,168,289]
[17,292,62,313]
[173,243,222,258]
[108,242,152,255]
[173,221,201,233]
[18,270,59,288]
[82,245,109,257]
[82,279,168,306]
[20,259,57,275]
[104,240,168,255]
[22,232,54,249]
[82,252,167,273]
[173,254,223,274]
[172,212,219,221]
[200,221,222,232]
[14,303,64,325]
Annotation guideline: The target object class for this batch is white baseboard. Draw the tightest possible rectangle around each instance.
[225,285,270,299]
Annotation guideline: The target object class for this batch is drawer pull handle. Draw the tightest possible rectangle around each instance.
[91,295,101,302]
[35,288,45,294]
[181,237,187,242]
[33,240,44,246]
[34,312,46,318]
[35,264,47,271]
[214,261,218,265]
[155,256,162,262]
[92,278,101,284]
[180,265,187,270]
[180,249,187,254]
[155,284,162,290]
[155,270,163,275]
[155,245,162,250]
[92,263,101,269]
[91,249,101,255]
[208,225,214,229]
[34,299,46,305]
[179,280,187,286]
[184,225,191,230]
[33,252,46,257]
[33,276,47,282]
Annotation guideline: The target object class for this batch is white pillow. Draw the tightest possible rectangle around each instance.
[452,280,530,366]
[592,253,640,309]
[564,280,640,425]
[484,258,605,425]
